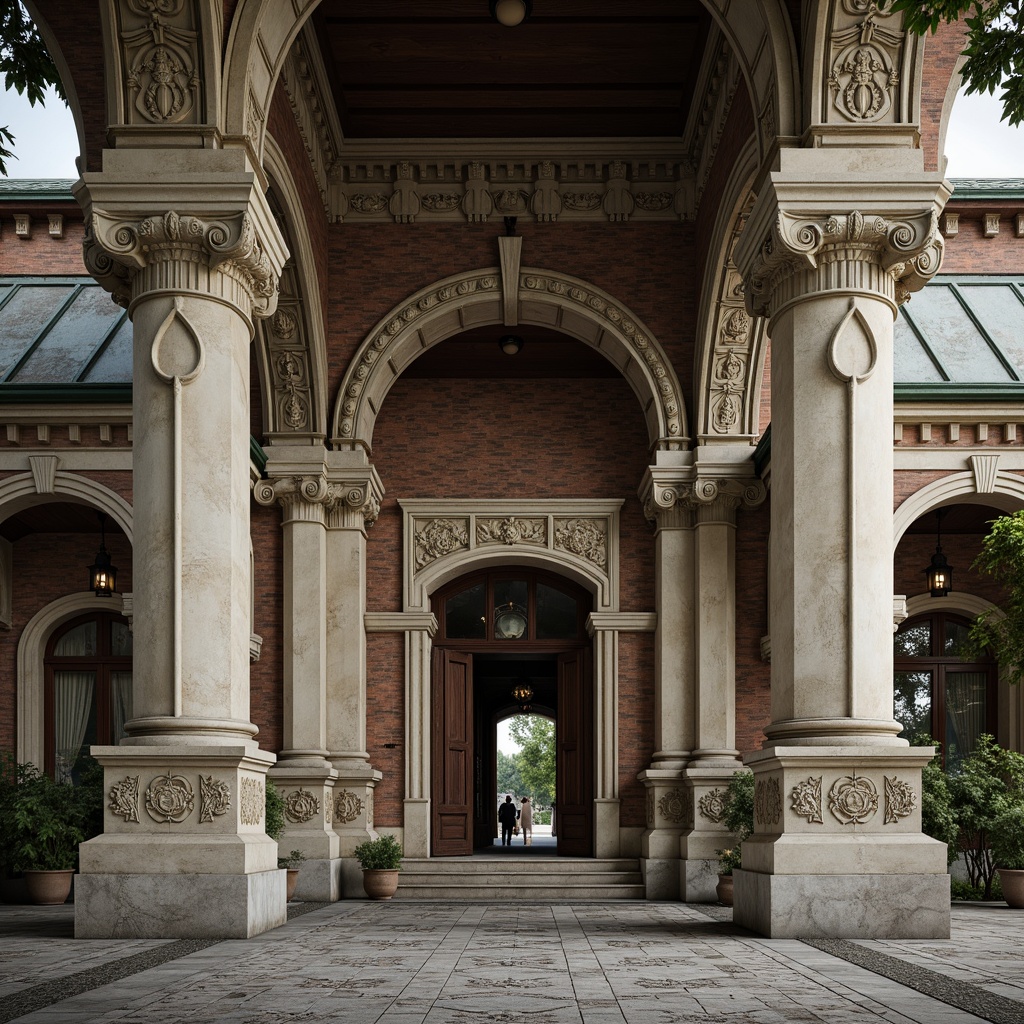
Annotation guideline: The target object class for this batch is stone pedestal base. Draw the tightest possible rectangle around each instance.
[75,869,287,938]
[637,770,684,900]
[733,869,950,938]
[402,799,429,858]
[681,857,718,902]
[640,858,679,900]
[294,858,342,902]
[594,799,621,858]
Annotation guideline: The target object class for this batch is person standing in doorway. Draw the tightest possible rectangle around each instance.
[519,796,533,845]
[498,794,518,847]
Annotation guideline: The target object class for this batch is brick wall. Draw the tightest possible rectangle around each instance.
[0,211,85,276]
[920,20,969,174]
[250,500,284,755]
[736,499,771,753]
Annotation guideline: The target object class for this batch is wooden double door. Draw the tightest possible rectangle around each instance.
[431,647,593,857]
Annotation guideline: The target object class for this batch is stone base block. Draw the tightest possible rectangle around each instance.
[340,857,365,898]
[640,857,680,900]
[75,869,287,939]
[594,799,621,858]
[681,857,718,903]
[732,869,950,938]
[294,858,342,902]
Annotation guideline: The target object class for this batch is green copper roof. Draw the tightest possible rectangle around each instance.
[948,179,1024,200]
[0,179,76,201]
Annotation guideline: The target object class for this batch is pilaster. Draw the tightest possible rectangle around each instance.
[731,151,950,938]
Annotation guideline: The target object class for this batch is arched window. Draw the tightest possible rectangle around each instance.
[894,612,996,768]
[436,570,588,646]
[44,612,132,783]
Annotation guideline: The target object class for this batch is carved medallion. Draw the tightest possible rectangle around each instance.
[829,773,878,825]
[791,776,824,823]
[657,788,690,825]
[350,194,389,214]
[562,192,602,212]
[634,192,672,212]
[883,775,917,824]
[335,790,364,824]
[554,519,607,568]
[109,775,140,823]
[145,773,194,823]
[697,788,726,824]
[827,7,903,124]
[415,518,470,567]
[199,776,231,823]
[754,777,782,827]
[421,193,461,213]
[285,788,321,823]
[240,777,264,826]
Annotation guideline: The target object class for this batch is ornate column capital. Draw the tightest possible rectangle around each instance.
[734,164,949,321]
[640,466,766,527]
[74,153,288,329]
[689,477,766,524]
[639,466,695,530]
[325,473,384,531]
[253,474,332,524]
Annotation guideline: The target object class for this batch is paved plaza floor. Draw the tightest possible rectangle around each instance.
[1,898,1022,1024]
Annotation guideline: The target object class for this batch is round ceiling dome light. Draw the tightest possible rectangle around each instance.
[490,0,532,27]
[499,334,524,355]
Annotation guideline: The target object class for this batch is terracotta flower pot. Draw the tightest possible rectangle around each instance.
[286,868,300,901]
[716,873,734,906]
[997,868,1024,908]
[23,869,74,906]
[362,868,400,900]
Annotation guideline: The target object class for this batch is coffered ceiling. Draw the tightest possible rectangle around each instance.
[313,0,711,140]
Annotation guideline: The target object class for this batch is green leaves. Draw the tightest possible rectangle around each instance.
[892,1,1024,126]
[0,0,68,176]
[717,771,754,875]
[507,714,555,806]
[353,834,403,870]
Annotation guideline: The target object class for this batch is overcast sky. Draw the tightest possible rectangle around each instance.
[1,82,1022,181]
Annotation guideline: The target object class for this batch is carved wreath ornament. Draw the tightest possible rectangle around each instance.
[884,775,917,824]
[657,789,690,825]
[829,773,878,825]
[698,789,726,824]
[285,788,321,823]
[335,790,364,824]
[145,773,195,823]
[415,518,469,568]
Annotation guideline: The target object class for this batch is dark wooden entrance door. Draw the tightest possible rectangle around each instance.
[431,649,474,856]
[556,649,593,856]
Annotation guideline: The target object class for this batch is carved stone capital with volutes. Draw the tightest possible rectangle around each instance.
[84,208,280,319]
[326,477,384,531]
[743,207,943,319]
[640,467,765,527]
[253,474,334,524]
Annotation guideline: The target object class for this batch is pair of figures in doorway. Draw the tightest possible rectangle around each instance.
[498,795,532,846]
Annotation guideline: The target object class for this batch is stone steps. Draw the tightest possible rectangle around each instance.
[394,857,646,900]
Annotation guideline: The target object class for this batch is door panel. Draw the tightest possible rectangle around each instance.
[432,649,474,856]
[556,648,593,856]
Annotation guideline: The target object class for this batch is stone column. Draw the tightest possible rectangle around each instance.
[254,455,342,902]
[636,468,695,899]
[324,459,384,897]
[732,153,950,938]
[682,474,765,901]
[72,149,289,938]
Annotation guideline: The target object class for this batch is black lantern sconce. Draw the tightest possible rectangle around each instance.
[88,512,118,597]
[924,509,953,598]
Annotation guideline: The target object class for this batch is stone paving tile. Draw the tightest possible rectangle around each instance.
[1,901,1020,1023]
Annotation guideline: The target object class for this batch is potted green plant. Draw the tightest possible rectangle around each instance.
[12,765,90,904]
[278,849,305,900]
[715,771,754,906]
[352,834,403,900]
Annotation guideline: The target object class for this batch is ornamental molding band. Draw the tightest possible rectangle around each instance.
[329,156,694,225]
[697,788,726,824]
[239,777,264,826]
[83,208,280,318]
[754,777,782,827]
[335,790,364,824]
[790,776,824,823]
[883,775,917,823]
[117,0,201,127]
[829,773,879,825]
[145,773,195,823]
[109,775,140,822]
[401,499,623,612]
[284,788,321,823]
[825,1,907,125]
[742,208,944,319]
[199,775,231,823]
[330,268,687,453]
[657,788,692,825]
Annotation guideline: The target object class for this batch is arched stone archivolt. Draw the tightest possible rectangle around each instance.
[0,471,133,541]
[330,268,688,454]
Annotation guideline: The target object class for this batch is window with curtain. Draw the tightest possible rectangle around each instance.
[893,612,996,769]
[45,612,133,784]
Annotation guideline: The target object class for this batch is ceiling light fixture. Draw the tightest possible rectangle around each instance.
[925,508,953,598]
[88,512,118,597]
[499,334,524,355]
[490,0,532,26]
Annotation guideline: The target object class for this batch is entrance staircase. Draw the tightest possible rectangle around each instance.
[395,856,645,900]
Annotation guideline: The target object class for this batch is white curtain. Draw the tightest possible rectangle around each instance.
[54,671,94,784]
[111,671,133,744]
[945,671,988,767]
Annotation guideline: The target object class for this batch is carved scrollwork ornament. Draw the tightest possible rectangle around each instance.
[145,773,194,823]
[109,775,141,822]
[335,790,364,824]
[658,788,690,825]
[698,788,726,824]
[883,775,917,823]
[754,777,783,826]
[284,788,321,823]
[829,773,879,825]
[239,777,264,826]
[199,776,231,823]
[790,776,823,823]
[415,518,470,568]
[554,519,607,568]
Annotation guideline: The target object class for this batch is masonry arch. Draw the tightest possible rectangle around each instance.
[331,268,688,454]
[0,472,133,542]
